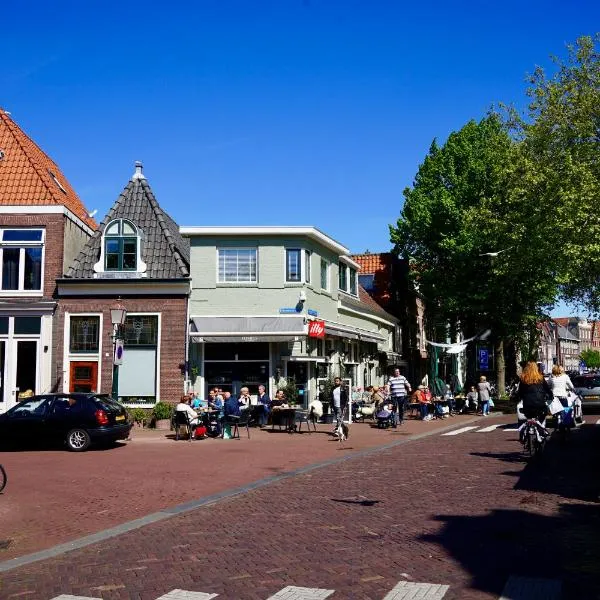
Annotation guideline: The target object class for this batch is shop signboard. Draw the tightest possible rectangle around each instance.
[308,320,325,338]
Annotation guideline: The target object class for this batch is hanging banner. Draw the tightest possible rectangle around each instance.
[114,339,124,365]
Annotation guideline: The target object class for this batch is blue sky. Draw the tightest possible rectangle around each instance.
[2,1,598,313]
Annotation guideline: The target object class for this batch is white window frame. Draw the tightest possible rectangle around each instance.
[0,228,45,296]
[338,263,358,297]
[217,247,258,284]
[284,248,312,285]
[320,258,330,291]
[93,219,147,275]
[63,312,103,393]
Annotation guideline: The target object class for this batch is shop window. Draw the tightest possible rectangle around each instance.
[0,317,7,335]
[218,248,257,283]
[69,316,100,353]
[0,228,44,292]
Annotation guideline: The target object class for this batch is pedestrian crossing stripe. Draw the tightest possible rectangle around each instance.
[382,581,449,599]
[499,575,561,599]
[476,424,503,433]
[441,426,479,435]
[157,590,219,599]
[267,586,335,599]
[596,418,600,425]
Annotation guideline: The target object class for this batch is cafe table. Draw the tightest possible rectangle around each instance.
[271,406,301,432]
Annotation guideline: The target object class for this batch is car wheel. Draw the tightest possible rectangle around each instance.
[66,428,91,452]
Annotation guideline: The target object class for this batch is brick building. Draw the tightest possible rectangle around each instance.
[0,109,96,412]
[56,163,190,406]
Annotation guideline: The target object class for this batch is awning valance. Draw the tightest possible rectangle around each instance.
[190,316,306,343]
[324,322,385,343]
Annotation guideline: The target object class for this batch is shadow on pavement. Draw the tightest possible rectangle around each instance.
[424,423,600,599]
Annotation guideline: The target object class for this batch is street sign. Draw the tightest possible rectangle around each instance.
[307,309,319,317]
[279,308,297,314]
[113,339,124,365]
[478,348,489,371]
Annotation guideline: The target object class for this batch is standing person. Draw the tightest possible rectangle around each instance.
[387,367,411,428]
[331,377,348,432]
[477,376,493,416]
[257,384,271,427]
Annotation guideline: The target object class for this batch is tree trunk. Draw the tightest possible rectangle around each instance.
[495,338,505,397]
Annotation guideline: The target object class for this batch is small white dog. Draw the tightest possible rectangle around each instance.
[335,420,350,442]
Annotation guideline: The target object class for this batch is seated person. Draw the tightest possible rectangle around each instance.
[223,391,241,419]
[238,386,252,411]
[465,386,478,413]
[256,384,271,426]
[371,386,386,409]
[270,389,286,408]
[175,396,200,427]
[415,386,431,420]
[208,390,223,413]
[376,403,394,427]
[444,384,456,413]
[191,393,207,410]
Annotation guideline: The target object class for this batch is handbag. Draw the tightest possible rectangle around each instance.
[548,397,564,415]
[488,398,495,408]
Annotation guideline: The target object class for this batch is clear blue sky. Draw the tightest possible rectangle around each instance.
[2,1,598,310]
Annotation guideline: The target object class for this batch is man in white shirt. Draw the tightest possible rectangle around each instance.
[387,368,411,427]
[331,377,348,431]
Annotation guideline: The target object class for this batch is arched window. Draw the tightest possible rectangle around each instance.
[104,219,138,271]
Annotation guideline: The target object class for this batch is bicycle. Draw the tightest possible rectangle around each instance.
[0,464,6,493]
[519,418,548,458]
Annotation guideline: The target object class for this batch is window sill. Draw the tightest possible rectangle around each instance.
[216,282,258,287]
[0,291,43,296]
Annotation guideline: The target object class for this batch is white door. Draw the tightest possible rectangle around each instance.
[1,339,38,413]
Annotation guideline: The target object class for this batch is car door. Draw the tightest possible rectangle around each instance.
[45,395,86,443]
[2,396,51,447]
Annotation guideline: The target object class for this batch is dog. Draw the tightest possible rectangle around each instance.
[334,420,350,442]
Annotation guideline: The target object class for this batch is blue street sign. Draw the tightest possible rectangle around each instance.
[307,309,318,317]
[478,348,489,371]
[279,308,297,314]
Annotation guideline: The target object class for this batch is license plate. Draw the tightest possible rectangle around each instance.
[584,396,599,400]
[115,415,126,421]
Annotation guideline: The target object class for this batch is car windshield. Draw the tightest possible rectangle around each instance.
[94,397,124,412]
[11,397,50,416]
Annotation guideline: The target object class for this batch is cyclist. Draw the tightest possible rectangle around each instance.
[517,361,552,441]
[549,364,574,405]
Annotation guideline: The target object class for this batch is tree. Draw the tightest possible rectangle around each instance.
[390,115,559,392]
[580,348,600,370]
[513,34,600,312]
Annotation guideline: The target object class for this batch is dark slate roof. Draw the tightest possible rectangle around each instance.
[339,285,399,323]
[66,167,189,279]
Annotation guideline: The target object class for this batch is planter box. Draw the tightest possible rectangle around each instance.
[154,419,172,431]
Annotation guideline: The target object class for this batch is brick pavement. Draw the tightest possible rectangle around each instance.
[0,414,481,561]
[0,415,598,599]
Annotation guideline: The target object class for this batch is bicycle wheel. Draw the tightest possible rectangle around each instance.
[0,464,6,494]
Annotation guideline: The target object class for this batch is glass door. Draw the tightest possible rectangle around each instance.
[16,340,38,400]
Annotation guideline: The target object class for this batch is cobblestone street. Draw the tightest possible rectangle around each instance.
[1,415,599,599]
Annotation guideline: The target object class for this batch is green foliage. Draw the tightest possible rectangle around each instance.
[580,349,600,369]
[128,407,151,426]
[152,401,174,421]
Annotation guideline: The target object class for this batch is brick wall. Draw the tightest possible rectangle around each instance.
[55,296,188,404]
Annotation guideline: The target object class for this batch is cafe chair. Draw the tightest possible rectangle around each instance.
[174,411,194,441]
[223,411,251,439]
[295,409,314,433]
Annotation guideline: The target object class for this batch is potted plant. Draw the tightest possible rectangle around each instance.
[128,407,151,427]
[151,401,173,430]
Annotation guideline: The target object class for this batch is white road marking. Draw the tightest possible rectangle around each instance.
[503,427,520,431]
[442,426,479,436]
[266,586,335,599]
[498,575,561,599]
[51,596,102,600]
[477,424,504,433]
[595,418,600,425]
[156,591,219,600]
[383,581,449,599]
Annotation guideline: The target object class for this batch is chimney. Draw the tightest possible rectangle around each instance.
[132,161,145,180]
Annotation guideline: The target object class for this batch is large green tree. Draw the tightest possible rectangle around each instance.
[514,34,600,311]
[390,115,558,391]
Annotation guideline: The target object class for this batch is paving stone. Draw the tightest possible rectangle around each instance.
[155,590,219,600]
[266,586,334,599]
[382,581,449,599]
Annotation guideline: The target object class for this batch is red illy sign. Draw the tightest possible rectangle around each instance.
[308,319,325,338]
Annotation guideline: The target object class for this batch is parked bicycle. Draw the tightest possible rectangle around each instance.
[0,464,6,493]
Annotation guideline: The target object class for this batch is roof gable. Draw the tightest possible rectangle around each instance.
[0,109,97,229]
[66,165,189,279]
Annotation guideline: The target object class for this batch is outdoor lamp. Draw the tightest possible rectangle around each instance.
[110,302,127,400]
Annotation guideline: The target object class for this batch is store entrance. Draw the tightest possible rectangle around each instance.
[286,360,309,406]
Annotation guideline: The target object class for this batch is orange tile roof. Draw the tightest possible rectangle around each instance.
[553,317,571,327]
[0,109,97,229]
[352,253,391,275]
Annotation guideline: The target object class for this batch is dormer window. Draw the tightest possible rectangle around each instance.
[105,219,137,271]
[94,219,147,275]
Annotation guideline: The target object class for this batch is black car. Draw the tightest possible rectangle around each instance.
[0,393,132,451]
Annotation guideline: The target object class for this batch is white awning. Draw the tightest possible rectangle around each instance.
[190,315,306,343]
[324,321,385,343]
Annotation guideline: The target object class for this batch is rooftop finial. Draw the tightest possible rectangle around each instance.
[132,161,145,180]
